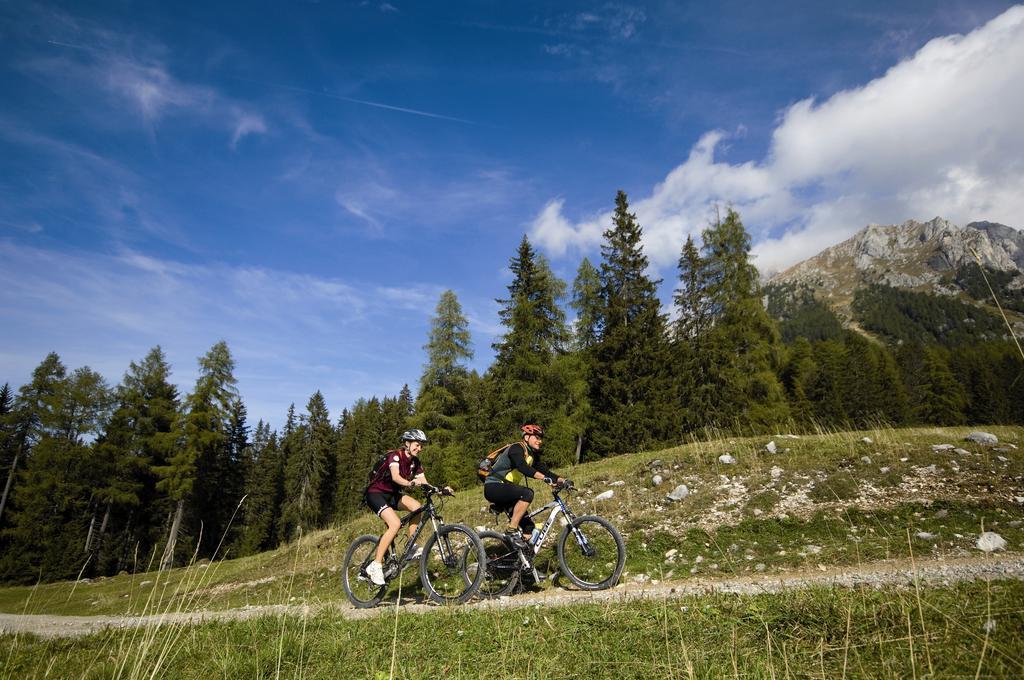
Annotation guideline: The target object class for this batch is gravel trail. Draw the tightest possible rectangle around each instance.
[3,554,1022,638]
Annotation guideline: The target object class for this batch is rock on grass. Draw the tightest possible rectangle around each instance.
[666,484,689,501]
[976,532,1007,552]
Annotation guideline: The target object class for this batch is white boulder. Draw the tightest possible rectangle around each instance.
[976,532,1007,552]
[965,432,998,445]
[593,490,614,502]
[666,484,690,501]
[718,454,737,465]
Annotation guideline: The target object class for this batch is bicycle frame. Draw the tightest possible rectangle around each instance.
[383,491,456,577]
[522,488,593,557]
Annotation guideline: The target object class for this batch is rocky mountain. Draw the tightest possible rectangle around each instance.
[768,217,1024,319]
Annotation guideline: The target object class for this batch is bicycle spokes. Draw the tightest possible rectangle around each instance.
[420,525,484,604]
[557,516,626,590]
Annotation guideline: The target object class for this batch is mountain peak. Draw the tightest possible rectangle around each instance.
[768,217,1024,317]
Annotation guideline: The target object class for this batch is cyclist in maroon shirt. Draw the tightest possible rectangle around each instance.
[363,429,451,586]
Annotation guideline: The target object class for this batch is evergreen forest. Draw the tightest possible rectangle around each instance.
[1,192,1022,583]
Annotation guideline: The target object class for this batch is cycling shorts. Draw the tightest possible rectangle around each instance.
[484,483,536,534]
[365,490,402,516]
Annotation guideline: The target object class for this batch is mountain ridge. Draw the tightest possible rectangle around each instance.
[767,217,1024,321]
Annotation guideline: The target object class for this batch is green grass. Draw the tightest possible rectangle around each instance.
[3,579,1023,678]
[0,425,1021,617]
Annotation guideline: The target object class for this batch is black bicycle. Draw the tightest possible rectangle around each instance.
[342,485,485,608]
[478,481,626,597]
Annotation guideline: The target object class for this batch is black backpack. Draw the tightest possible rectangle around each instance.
[365,450,399,491]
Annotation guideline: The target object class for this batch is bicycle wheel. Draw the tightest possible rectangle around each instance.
[419,524,485,605]
[476,530,520,598]
[556,515,626,590]
[342,534,387,608]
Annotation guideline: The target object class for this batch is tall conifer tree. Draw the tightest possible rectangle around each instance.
[238,421,283,554]
[488,236,576,460]
[156,341,237,570]
[2,358,111,580]
[281,391,332,540]
[416,290,473,486]
[588,191,675,456]
[695,208,789,429]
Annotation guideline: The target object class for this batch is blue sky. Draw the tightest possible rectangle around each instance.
[2,1,1022,429]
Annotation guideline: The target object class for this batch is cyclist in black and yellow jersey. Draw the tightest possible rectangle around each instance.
[483,423,566,549]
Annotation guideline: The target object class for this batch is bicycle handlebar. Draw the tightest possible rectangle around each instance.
[417,483,454,497]
[551,479,575,493]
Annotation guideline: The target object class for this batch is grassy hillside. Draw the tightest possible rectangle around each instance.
[0,425,1020,619]
[2,425,1023,678]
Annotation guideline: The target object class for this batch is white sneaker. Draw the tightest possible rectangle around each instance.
[366,560,386,586]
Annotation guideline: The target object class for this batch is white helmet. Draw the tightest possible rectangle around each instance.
[401,428,428,443]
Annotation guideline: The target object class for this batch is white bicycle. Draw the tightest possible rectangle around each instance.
[478,481,626,596]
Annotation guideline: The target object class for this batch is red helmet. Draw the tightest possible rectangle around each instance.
[521,424,544,437]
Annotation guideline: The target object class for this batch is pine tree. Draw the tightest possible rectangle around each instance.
[281,392,332,540]
[416,290,474,487]
[780,338,817,427]
[90,403,147,573]
[215,398,251,553]
[566,259,601,462]
[238,423,285,554]
[807,340,847,425]
[872,341,911,426]
[672,234,714,432]
[952,345,1005,424]
[276,405,300,540]
[487,235,577,462]
[673,235,711,342]
[694,208,789,430]
[1,357,112,581]
[1,355,67,545]
[589,191,675,456]
[914,346,968,425]
[570,258,602,352]
[0,383,17,531]
[120,348,180,571]
[156,341,237,570]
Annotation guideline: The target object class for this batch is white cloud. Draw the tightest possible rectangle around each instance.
[567,5,646,39]
[19,15,267,147]
[531,5,1024,276]
[230,113,268,149]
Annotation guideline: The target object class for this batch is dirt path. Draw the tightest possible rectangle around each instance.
[3,554,1022,638]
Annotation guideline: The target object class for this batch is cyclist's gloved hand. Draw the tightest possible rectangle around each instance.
[561,478,574,489]
[542,477,555,486]
[442,485,454,496]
